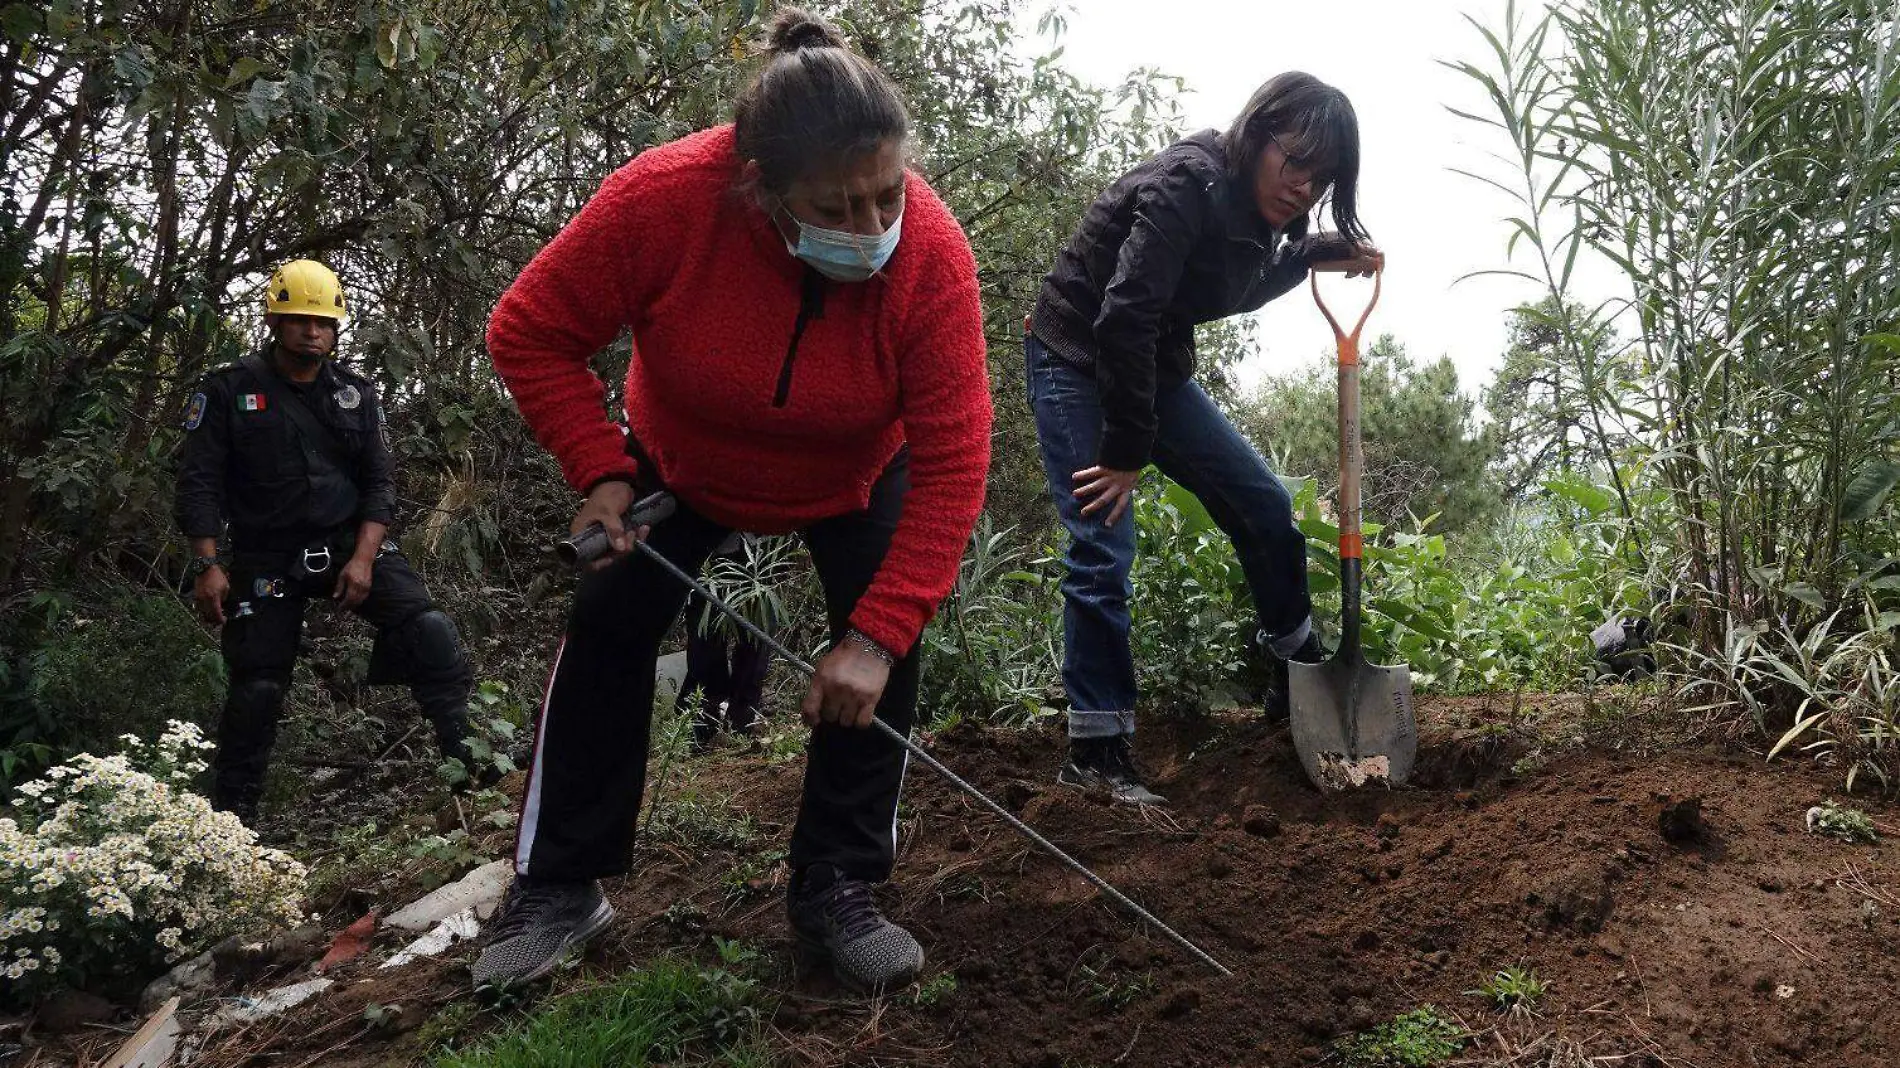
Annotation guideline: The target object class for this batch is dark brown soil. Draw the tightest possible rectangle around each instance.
[129,697,1900,1067]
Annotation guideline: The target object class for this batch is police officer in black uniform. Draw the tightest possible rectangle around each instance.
[676,532,775,754]
[175,259,481,824]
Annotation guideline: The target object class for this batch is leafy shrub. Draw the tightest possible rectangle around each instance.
[917,515,1062,727]
[695,536,802,639]
[1128,484,1259,713]
[1806,800,1879,844]
[1297,476,1639,694]
[1,578,224,788]
[1125,474,1627,710]
[0,721,307,1005]
[1690,604,1900,791]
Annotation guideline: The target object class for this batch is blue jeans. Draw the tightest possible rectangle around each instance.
[1026,334,1312,738]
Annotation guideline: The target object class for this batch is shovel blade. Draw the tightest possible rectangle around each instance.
[1288,654,1418,791]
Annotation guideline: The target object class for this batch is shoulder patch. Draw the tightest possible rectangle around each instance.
[182,392,208,430]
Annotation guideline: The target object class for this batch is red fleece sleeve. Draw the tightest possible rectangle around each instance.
[847,197,994,654]
[486,164,651,494]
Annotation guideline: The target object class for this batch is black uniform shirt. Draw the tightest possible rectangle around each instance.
[174,349,395,549]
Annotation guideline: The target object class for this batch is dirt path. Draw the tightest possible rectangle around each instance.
[190,697,1900,1067]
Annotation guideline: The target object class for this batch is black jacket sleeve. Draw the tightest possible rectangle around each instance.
[1260,240,1315,305]
[1091,160,1215,471]
[174,375,230,540]
[354,381,396,527]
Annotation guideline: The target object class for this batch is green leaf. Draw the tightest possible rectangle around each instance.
[1162,479,1216,538]
[225,56,267,87]
[1863,333,1900,355]
[237,78,285,143]
[1369,597,1455,641]
[1876,612,1900,632]
[1841,458,1900,522]
[414,25,444,70]
[1767,708,1829,760]
[0,3,41,45]
[1297,516,1340,543]
[1782,582,1826,610]
[112,43,156,95]
[1544,476,1614,515]
[377,21,402,69]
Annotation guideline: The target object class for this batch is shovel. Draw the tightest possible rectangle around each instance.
[1288,266,1418,791]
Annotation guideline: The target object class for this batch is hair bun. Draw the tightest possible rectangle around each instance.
[766,8,846,54]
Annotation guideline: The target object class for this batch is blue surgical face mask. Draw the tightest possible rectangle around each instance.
[781,209,903,282]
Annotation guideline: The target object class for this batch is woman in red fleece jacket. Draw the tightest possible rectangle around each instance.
[475,9,990,992]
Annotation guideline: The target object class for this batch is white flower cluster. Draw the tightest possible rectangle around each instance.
[0,721,307,999]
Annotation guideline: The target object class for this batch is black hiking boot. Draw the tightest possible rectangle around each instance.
[787,863,924,992]
[469,876,614,988]
[1057,735,1165,805]
[728,700,761,740]
[1260,630,1329,722]
[688,699,727,756]
[212,779,263,827]
[442,743,506,793]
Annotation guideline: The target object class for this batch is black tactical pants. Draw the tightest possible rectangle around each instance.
[678,611,773,733]
[214,539,474,821]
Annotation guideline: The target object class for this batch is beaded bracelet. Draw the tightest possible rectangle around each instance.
[843,628,896,665]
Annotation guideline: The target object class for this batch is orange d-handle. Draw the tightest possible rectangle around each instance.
[1313,265,1381,659]
[1311,266,1383,366]
[1311,267,1382,566]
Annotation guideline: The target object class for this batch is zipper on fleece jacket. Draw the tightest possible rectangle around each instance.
[773,268,828,408]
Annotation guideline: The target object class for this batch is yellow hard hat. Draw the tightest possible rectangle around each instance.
[264,259,348,321]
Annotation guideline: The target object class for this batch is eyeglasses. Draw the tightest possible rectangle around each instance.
[1266,130,1334,191]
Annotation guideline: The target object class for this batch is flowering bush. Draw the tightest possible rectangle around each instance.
[0,721,307,1005]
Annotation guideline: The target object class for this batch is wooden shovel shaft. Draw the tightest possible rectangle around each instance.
[1310,269,1383,657]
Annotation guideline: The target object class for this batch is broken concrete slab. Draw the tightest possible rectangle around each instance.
[656,650,688,700]
[206,978,334,1030]
[381,907,480,970]
[383,859,511,932]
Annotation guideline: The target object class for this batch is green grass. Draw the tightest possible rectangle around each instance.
[1468,965,1549,1014]
[435,948,774,1068]
[1334,1007,1466,1068]
[645,792,760,851]
[1071,961,1156,1010]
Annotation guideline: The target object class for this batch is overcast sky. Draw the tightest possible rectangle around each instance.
[1021,0,1623,400]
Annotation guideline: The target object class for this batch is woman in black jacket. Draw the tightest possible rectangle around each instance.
[1027,72,1382,804]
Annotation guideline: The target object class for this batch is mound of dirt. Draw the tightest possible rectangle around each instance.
[187,696,1900,1067]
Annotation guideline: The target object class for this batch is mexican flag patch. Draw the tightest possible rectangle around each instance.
[238,393,268,411]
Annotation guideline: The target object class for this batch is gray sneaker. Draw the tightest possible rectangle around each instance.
[787,864,923,992]
[1058,735,1166,805]
[470,877,614,988]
